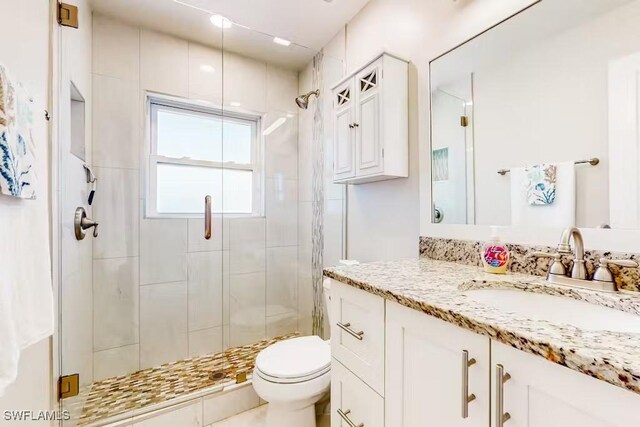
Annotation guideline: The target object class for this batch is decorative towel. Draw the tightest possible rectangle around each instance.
[0,64,53,396]
[0,65,37,199]
[510,161,576,227]
[525,164,557,205]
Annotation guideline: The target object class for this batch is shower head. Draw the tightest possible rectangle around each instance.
[295,90,320,109]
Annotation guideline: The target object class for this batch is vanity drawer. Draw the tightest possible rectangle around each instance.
[331,358,384,427]
[330,279,385,394]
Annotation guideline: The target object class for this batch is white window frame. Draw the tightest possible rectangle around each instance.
[145,96,262,218]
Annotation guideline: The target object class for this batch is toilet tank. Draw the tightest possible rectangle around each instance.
[322,278,332,323]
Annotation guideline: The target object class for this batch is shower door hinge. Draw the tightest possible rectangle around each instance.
[58,2,79,28]
[58,374,79,400]
[460,115,469,127]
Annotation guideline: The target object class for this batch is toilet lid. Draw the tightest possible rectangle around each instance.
[255,336,330,382]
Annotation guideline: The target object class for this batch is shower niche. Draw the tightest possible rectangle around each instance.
[331,52,409,184]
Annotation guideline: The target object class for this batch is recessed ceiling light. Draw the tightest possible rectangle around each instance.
[210,14,232,29]
[230,101,242,107]
[273,37,292,47]
[200,64,215,73]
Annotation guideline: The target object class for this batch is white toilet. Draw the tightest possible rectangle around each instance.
[253,279,332,427]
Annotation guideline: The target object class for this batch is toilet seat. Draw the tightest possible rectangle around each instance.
[255,336,330,384]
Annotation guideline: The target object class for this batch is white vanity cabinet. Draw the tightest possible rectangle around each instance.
[386,302,490,427]
[332,53,408,184]
[330,280,385,395]
[491,341,637,427]
[331,358,384,427]
[327,279,640,427]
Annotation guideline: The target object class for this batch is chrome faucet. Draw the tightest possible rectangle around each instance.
[556,227,587,280]
[533,227,638,292]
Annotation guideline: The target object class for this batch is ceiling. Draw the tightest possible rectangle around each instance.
[89,0,371,69]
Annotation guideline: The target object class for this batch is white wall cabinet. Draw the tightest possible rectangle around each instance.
[491,341,637,427]
[331,53,409,184]
[386,302,490,427]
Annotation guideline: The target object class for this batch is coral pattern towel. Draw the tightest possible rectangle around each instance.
[511,161,576,227]
[525,163,557,205]
[0,64,53,396]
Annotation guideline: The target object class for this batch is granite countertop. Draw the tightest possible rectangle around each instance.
[323,258,640,395]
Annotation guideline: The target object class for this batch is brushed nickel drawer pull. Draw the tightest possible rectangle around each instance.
[495,364,511,426]
[337,409,364,427]
[337,322,364,340]
[461,350,477,419]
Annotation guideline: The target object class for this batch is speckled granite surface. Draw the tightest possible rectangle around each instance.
[324,258,640,395]
[420,236,640,292]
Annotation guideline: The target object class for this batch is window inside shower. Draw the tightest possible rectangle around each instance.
[147,98,261,217]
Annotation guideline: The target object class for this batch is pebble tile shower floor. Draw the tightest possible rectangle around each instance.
[75,334,297,425]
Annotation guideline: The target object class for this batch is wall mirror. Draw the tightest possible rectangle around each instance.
[429,0,640,230]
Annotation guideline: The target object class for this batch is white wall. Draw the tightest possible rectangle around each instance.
[319,0,536,262]
[0,0,52,424]
[91,15,301,379]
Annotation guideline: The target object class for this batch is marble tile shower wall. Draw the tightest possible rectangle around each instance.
[297,54,345,337]
[90,14,301,380]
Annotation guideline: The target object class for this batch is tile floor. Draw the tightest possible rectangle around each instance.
[209,405,330,427]
[75,334,297,425]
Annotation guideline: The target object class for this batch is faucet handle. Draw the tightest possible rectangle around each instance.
[531,252,566,276]
[599,258,639,269]
[593,258,639,285]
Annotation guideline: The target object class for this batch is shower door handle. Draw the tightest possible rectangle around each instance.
[204,195,212,240]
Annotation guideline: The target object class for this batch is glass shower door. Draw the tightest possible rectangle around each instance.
[57,8,225,424]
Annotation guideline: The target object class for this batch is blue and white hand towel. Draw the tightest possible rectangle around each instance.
[525,163,557,205]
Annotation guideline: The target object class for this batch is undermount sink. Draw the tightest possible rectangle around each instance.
[464,289,640,334]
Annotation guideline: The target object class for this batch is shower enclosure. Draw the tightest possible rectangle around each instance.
[56,3,344,425]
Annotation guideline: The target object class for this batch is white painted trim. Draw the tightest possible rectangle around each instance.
[331,51,409,90]
[144,96,261,219]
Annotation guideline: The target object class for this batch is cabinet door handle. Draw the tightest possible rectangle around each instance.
[336,322,364,340]
[461,350,477,419]
[353,123,359,127]
[349,123,355,129]
[204,195,212,240]
[337,409,364,427]
[495,364,512,426]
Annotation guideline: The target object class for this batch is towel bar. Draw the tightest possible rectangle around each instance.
[497,157,599,175]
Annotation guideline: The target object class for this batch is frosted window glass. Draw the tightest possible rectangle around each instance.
[157,110,223,162]
[157,163,252,214]
[222,121,252,164]
[156,108,253,164]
